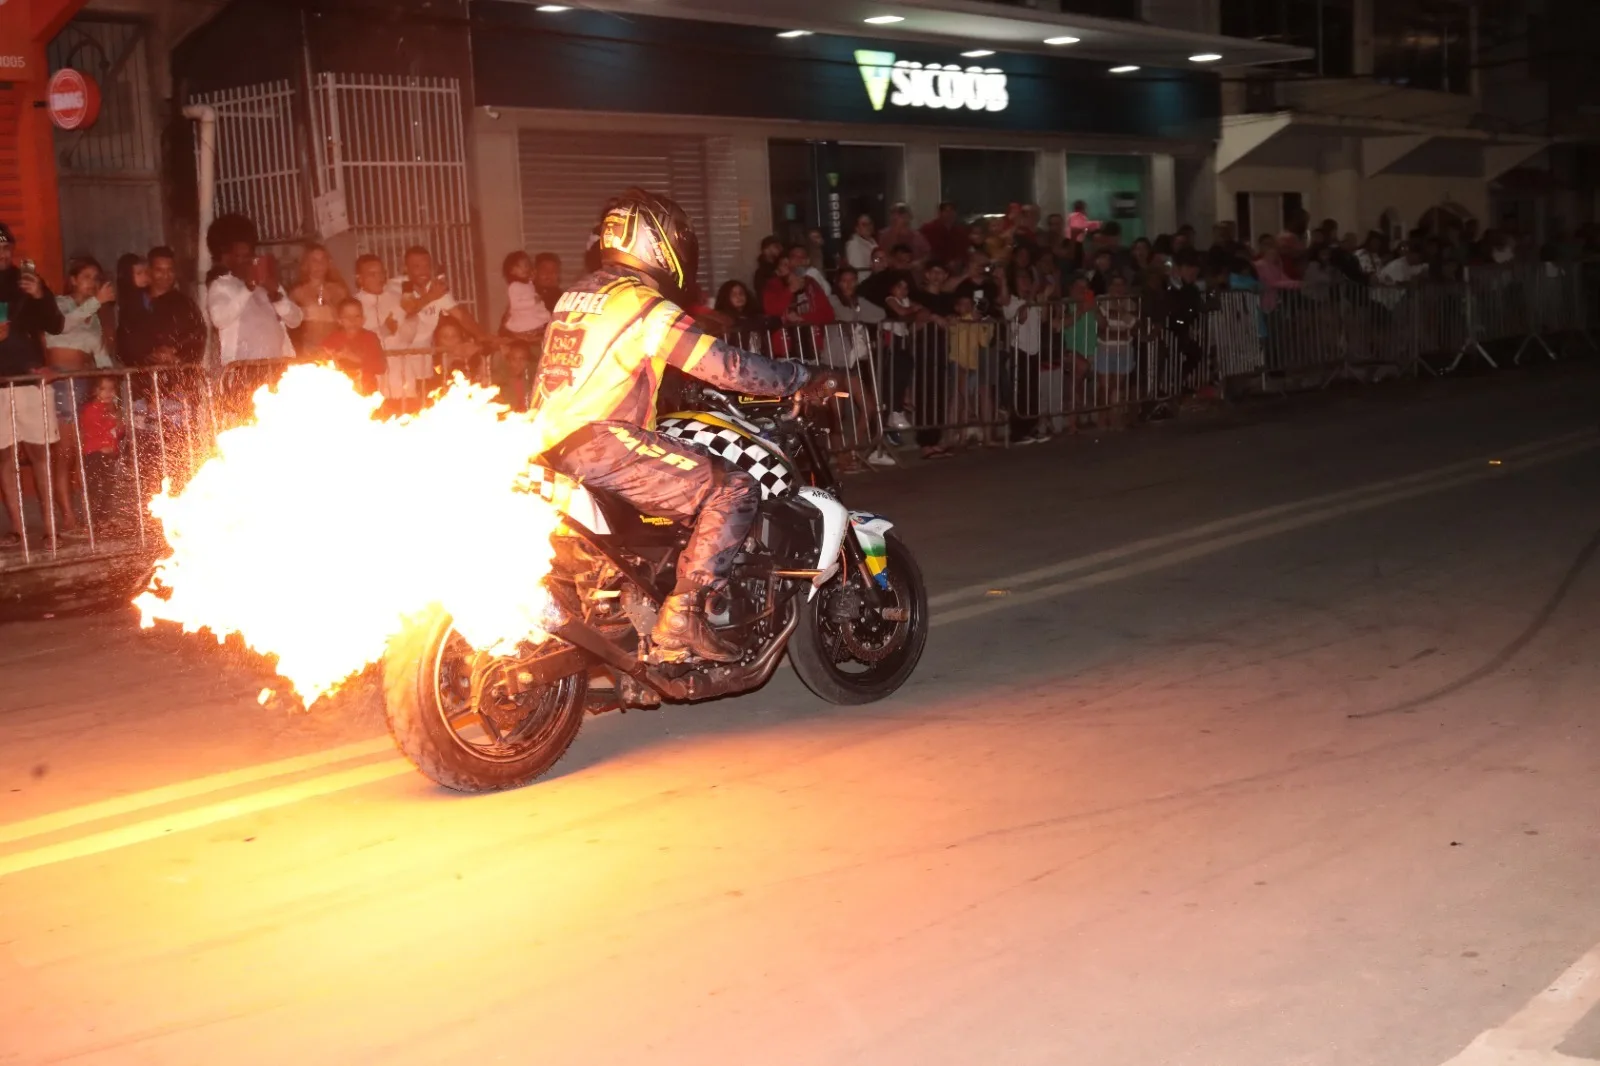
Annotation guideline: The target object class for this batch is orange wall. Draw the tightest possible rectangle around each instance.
[4,0,89,286]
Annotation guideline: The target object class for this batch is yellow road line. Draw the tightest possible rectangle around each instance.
[929,429,1594,610]
[0,737,394,847]
[933,438,1596,628]
[0,759,412,878]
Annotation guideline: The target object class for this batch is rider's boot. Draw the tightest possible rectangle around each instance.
[649,589,742,664]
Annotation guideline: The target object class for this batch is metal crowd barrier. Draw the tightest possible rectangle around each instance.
[6,267,1594,578]
[1,365,216,566]
[729,296,1190,455]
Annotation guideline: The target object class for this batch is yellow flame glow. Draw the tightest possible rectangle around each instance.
[135,365,562,704]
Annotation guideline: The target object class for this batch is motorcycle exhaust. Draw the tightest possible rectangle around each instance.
[549,607,800,703]
[549,618,646,678]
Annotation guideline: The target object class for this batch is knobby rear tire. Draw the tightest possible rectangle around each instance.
[383,606,588,793]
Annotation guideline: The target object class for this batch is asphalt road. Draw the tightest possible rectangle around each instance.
[3,365,1599,1066]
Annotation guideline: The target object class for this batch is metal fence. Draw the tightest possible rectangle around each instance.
[189,80,307,245]
[309,73,478,309]
[0,366,217,566]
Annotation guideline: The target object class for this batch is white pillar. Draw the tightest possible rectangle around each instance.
[903,141,941,221]
[1035,148,1067,217]
[1316,138,1363,235]
[1148,154,1177,235]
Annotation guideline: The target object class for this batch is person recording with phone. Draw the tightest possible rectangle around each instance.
[0,221,69,546]
[204,213,303,366]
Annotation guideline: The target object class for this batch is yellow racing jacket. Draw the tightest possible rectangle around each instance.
[528,268,809,456]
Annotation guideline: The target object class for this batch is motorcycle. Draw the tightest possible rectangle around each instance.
[381,387,929,791]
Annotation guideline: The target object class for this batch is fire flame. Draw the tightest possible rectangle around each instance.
[135,364,562,704]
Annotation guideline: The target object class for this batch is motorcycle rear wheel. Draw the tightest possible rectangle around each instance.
[789,532,928,705]
[383,607,588,792]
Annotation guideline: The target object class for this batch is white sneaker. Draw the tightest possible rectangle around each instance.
[865,447,897,467]
[886,411,913,431]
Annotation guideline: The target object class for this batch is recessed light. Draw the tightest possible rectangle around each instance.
[1043,36,1080,45]
[1189,53,1223,62]
[864,15,906,25]
[961,49,995,58]
[1109,65,1139,73]
[777,29,812,37]
[534,4,570,10]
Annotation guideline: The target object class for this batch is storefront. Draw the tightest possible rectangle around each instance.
[469,1,1228,321]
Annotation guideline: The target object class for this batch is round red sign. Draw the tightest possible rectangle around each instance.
[47,68,101,131]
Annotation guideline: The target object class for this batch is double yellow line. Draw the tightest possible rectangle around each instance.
[926,429,1598,627]
[0,428,1592,879]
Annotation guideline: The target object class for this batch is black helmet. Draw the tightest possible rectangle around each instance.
[598,188,699,297]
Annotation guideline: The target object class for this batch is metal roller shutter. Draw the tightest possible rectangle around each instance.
[517,132,715,294]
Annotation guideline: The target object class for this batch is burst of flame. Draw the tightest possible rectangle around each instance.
[135,365,563,704]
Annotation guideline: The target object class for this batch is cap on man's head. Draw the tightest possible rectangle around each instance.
[0,222,14,246]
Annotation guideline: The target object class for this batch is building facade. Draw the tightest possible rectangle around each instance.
[469,0,1300,322]
[1213,0,1554,242]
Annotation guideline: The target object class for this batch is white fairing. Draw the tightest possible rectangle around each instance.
[558,483,612,535]
[795,487,848,598]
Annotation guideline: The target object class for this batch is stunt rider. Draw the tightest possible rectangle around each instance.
[532,188,835,664]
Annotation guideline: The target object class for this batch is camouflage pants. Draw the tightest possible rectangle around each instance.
[551,421,758,593]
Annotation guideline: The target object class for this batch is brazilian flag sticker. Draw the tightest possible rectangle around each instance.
[850,513,893,590]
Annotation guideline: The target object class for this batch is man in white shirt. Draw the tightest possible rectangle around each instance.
[353,253,420,404]
[354,254,409,345]
[1374,244,1429,310]
[204,214,303,365]
[380,246,484,409]
[389,245,482,349]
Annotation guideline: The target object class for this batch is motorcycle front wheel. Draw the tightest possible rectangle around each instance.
[383,607,588,792]
[789,532,928,705]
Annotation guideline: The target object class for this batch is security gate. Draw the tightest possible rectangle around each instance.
[188,73,476,308]
[189,79,306,245]
[310,73,477,308]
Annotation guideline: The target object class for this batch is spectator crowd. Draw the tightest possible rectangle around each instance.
[3,195,1596,548]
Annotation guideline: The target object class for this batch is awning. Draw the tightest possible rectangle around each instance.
[1218,112,1546,179]
[510,0,1313,69]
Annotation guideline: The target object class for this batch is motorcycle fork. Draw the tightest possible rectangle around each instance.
[839,531,885,610]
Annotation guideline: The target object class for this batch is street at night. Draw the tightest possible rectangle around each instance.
[3,366,1597,1066]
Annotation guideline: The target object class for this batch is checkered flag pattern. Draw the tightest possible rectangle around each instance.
[659,417,794,500]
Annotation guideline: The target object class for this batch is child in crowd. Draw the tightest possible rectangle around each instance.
[492,340,535,412]
[77,376,126,533]
[1095,275,1142,428]
[1067,200,1101,242]
[433,318,482,383]
[1003,271,1048,444]
[1061,275,1103,427]
[881,274,917,447]
[319,297,388,395]
[947,292,997,446]
[501,250,552,342]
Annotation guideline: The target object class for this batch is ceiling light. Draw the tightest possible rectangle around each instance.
[1189,53,1223,62]
[961,49,995,58]
[534,4,570,10]
[1043,36,1080,45]
[1109,65,1139,73]
[864,15,906,25]
[777,29,812,37]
